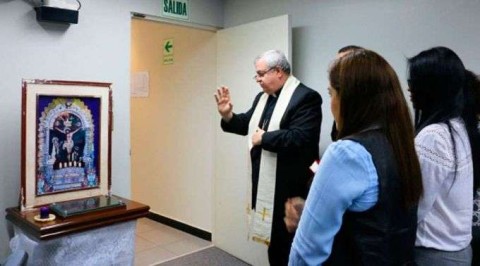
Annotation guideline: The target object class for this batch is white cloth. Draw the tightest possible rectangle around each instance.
[415,118,473,251]
[246,75,300,245]
[9,220,136,266]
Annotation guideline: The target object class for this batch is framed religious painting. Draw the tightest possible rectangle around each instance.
[21,79,112,209]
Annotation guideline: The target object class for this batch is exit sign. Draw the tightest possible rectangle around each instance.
[162,0,189,21]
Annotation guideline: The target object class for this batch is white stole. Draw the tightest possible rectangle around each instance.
[246,75,300,245]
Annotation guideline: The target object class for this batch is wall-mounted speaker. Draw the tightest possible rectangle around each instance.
[34,6,79,24]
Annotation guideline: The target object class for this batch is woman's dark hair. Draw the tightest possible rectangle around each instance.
[465,70,480,191]
[329,49,422,208]
[408,47,480,192]
[330,45,364,141]
[466,70,480,117]
[407,47,465,132]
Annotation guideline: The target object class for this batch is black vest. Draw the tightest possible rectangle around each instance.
[325,130,417,266]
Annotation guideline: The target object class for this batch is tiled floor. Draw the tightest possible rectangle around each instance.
[134,218,213,266]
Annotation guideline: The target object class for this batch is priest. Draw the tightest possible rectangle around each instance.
[214,49,322,265]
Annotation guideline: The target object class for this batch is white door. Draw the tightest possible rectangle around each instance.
[214,14,291,266]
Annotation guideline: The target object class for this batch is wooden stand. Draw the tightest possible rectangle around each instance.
[5,195,149,240]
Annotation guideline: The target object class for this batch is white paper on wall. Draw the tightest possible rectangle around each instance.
[131,71,149,97]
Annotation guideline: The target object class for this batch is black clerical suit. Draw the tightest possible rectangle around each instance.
[221,83,322,265]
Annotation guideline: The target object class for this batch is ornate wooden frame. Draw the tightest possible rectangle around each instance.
[21,79,112,209]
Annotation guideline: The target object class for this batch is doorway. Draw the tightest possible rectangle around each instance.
[130,18,217,232]
[131,14,290,265]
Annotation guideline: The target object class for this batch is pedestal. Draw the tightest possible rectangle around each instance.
[10,221,136,265]
[5,196,149,265]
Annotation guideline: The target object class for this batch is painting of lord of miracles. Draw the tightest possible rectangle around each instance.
[36,96,101,196]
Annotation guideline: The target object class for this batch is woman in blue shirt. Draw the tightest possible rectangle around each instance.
[289,49,423,265]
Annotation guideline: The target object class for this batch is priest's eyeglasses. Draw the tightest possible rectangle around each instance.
[253,67,276,79]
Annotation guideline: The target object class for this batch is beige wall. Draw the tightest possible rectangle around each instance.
[131,19,216,231]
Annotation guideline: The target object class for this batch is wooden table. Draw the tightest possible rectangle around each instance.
[5,195,149,240]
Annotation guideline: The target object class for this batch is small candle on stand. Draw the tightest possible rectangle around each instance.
[40,206,50,219]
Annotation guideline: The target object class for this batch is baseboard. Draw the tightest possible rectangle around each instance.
[146,212,212,241]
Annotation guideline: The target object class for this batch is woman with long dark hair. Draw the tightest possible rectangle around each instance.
[408,47,480,265]
[289,49,422,265]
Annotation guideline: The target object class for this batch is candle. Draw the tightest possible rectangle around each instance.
[40,206,50,219]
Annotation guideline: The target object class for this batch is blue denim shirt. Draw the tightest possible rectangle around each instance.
[289,140,379,265]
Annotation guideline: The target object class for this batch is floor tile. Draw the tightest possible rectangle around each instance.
[135,235,157,253]
[136,226,188,246]
[136,218,161,233]
[134,218,213,264]
[163,237,213,255]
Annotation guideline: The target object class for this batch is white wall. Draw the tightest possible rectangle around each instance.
[224,0,480,153]
[0,0,223,259]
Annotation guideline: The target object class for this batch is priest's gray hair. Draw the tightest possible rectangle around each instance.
[254,50,291,75]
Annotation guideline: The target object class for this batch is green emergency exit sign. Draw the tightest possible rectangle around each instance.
[162,0,189,21]
[163,38,174,65]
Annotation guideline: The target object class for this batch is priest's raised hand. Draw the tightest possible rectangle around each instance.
[214,86,233,122]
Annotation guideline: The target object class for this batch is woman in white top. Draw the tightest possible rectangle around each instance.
[407,47,480,265]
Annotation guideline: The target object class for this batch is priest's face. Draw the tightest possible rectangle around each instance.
[254,59,282,95]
